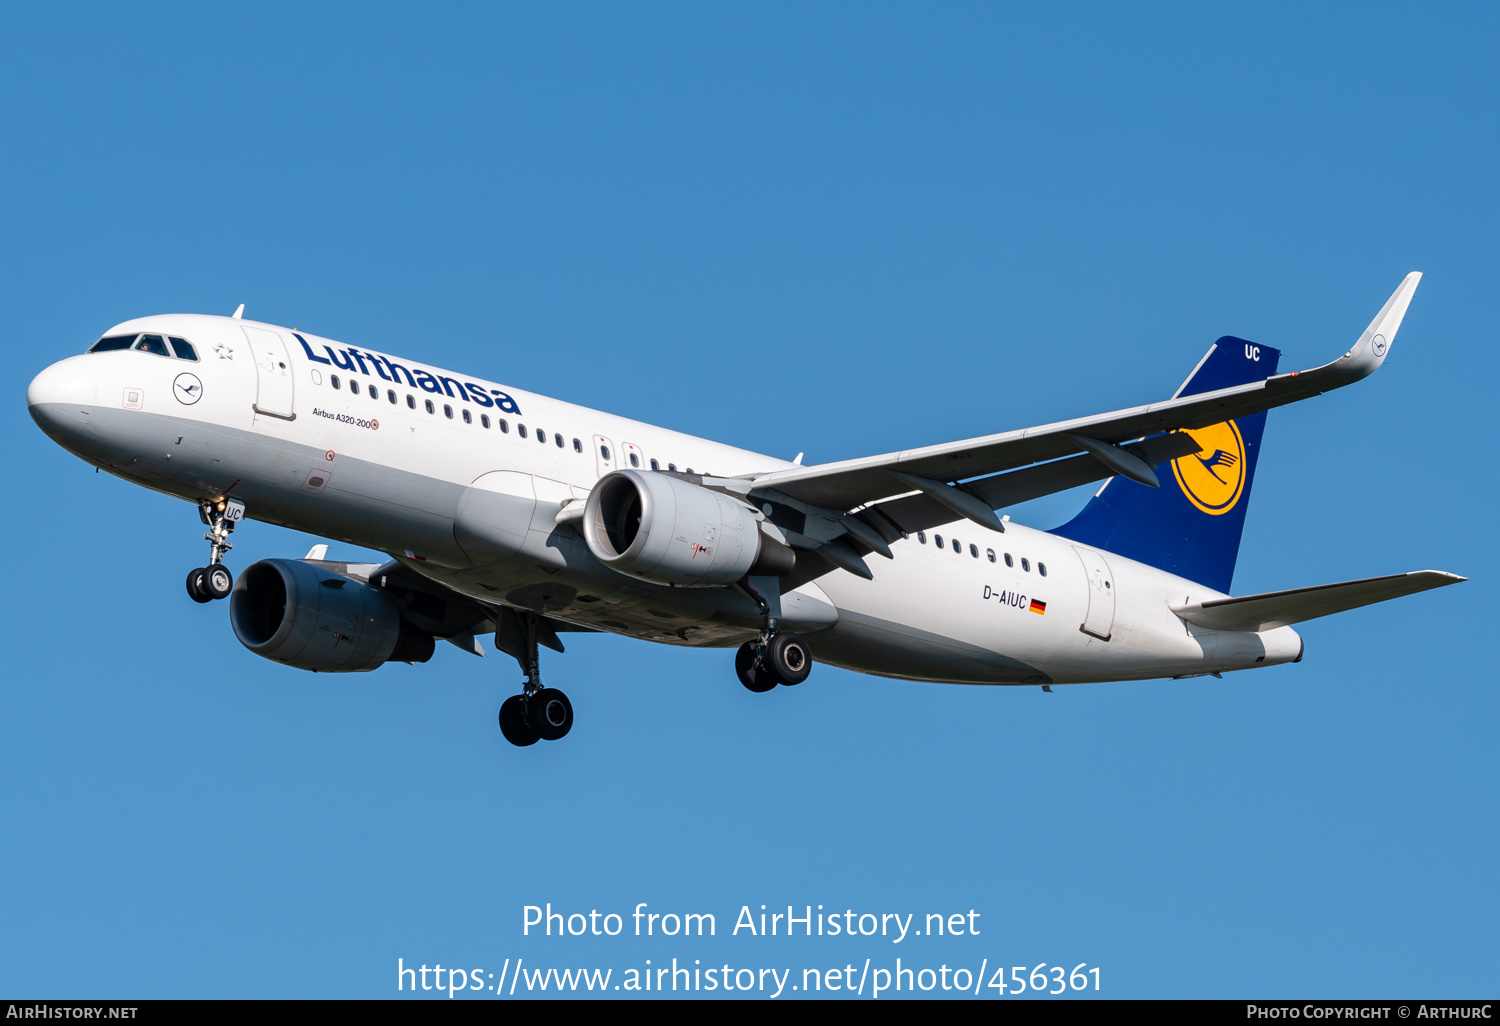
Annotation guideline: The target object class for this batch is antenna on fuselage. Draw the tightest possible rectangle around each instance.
[231,304,245,319]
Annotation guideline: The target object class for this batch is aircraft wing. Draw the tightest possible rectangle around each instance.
[1170,570,1465,632]
[749,274,1421,528]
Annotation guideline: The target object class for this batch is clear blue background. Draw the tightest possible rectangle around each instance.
[1,2,1494,999]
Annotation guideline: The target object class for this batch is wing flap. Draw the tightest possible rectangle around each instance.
[862,432,1202,536]
[1170,569,1464,632]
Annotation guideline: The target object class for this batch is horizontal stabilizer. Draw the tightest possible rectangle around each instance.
[1171,570,1465,632]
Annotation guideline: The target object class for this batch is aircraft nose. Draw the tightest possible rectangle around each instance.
[28,357,97,408]
[28,358,98,441]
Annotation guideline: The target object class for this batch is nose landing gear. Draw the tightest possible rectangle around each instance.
[495,610,574,747]
[186,498,244,603]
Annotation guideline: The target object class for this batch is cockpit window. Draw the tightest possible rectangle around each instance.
[88,334,139,353]
[168,337,198,361]
[135,334,170,357]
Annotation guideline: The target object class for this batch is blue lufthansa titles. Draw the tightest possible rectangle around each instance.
[295,333,522,414]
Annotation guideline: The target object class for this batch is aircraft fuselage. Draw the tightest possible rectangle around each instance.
[27,313,1303,687]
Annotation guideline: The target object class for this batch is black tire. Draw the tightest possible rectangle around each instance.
[767,632,812,686]
[499,695,539,747]
[202,564,234,600]
[185,567,211,604]
[735,642,778,693]
[525,688,574,741]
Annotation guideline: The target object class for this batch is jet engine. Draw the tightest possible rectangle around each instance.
[581,470,794,587]
[230,558,435,672]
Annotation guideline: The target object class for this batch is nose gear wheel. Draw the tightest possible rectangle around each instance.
[187,498,243,603]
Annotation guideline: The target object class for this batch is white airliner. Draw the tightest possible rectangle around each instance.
[27,275,1462,746]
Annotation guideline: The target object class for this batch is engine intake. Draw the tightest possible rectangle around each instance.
[581,470,793,587]
[230,559,435,672]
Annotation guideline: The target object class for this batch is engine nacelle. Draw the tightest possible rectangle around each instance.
[581,470,794,587]
[230,559,435,672]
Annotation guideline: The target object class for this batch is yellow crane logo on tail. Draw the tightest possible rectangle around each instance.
[1171,421,1247,515]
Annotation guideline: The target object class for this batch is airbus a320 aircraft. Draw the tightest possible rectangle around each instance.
[27,274,1462,746]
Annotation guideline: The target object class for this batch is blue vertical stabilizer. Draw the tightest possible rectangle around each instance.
[1050,338,1280,593]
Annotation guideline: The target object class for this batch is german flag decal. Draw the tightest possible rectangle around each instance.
[1029,598,1047,615]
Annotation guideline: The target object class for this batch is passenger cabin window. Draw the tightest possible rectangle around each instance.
[952,538,961,554]
[917,531,927,544]
[650,459,659,470]
[667,464,676,472]
[518,425,528,438]
[538,430,548,444]
[387,389,397,404]
[574,438,583,453]
[406,395,415,409]
[168,337,198,360]
[499,419,509,433]
[88,334,138,353]
[425,399,435,414]
[970,543,979,558]
[629,452,639,467]
[1004,553,1013,567]
[444,404,454,419]
[599,445,610,460]
[462,409,471,424]
[987,549,996,563]
[934,534,943,548]
[481,414,490,428]
[331,375,342,389]
[1021,558,1030,572]
[555,434,564,448]
[350,380,361,395]
[135,334,170,357]
[1039,563,1047,577]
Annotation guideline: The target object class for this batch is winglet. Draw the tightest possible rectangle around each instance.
[1276,272,1421,393]
[304,543,329,560]
[1345,270,1421,373]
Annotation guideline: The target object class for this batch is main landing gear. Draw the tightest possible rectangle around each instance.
[186,498,245,603]
[496,611,574,748]
[734,575,813,693]
[735,631,812,692]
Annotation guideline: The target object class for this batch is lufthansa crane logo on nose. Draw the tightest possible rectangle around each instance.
[1171,420,1247,515]
[172,372,203,405]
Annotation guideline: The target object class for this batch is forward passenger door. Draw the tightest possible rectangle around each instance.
[243,326,294,419]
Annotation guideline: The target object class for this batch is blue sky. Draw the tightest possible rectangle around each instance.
[1,2,1495,998]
